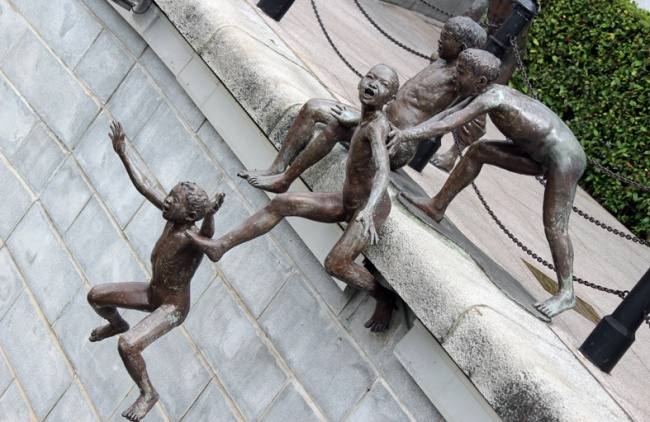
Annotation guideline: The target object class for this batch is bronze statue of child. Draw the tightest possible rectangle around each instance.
[238,16,487,193]
[188,65,400,332]
[388,49,587,319]
[87,122,225,422]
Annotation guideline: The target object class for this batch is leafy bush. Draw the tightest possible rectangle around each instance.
[512,0,650,239]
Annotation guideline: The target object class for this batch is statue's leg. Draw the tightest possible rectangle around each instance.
[534,155,586,318]
[187,192,345,261]
[87,282,152,342]
[431,115,487,173]
[401,139,543,222]
[118,304,186,422]
[324,203,395,332]
[247,121,355,193]
[239,99,347,179]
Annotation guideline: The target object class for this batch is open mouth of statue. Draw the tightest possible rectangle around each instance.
[364,87,375,98]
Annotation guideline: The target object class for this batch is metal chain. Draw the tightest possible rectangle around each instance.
[449,131,630,299]
[353,0,432,61]
[534,177,649,247]
[311,0,643,319]
[511,39,650,193]
[415,0,454,19]
[311,0,362,77]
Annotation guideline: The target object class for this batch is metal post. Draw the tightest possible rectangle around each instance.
[257,0,296,21]
[408,137,442,172]
[579,268,650,373]
[484,0,539,59]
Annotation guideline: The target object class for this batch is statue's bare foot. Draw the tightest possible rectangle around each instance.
[121,391,159,422]
[248,174,290,194]
[534,290,576,319]
[399,192,444,222]
[431,151,457,173]
[89,321,129,342]
[186,230,226,262]
[237,168,276,180]
[364,299,394,332]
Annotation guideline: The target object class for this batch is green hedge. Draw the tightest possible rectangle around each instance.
[511,0,650,239]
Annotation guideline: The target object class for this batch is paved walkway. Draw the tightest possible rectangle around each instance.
[263,0,650,418]
[0,0,441,420]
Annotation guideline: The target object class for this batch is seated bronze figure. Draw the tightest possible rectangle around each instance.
[187,65,400,332]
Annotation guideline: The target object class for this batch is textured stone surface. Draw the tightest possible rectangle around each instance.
[45,381,96,422]
[0,354,13,398]
[80,0,147,56]
[11,123,65,193]
[65,197,145,285]
[0,248,22,324]
[75,29,135,104]
[260,278,376,420]
[185,283,286,420]
[181,381,238,422]
[0,293,72,419]
[1,28,99,148]
[0,75,36,157]
[261,383,320,422]
[40,156,93,233]
[348,381,411,422]
[0,382,32,422]
[0,159,31,240]
[7,204,83,323]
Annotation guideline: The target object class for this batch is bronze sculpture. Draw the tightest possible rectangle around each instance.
[431,0,534,172]
[389,49,586,319]
[87,122,224,422]
[188,65,399,331]
[238,16,487,193]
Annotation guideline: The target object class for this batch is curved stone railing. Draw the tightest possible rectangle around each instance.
[122,1,632,420]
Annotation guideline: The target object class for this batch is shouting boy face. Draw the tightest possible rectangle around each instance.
[358,64,399,109]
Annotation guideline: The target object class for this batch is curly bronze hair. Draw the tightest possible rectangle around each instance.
[458,48,502,83]
[443,16,487,50]
[177,181,209,221]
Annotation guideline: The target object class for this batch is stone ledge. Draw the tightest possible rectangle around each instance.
[149,1,630,420]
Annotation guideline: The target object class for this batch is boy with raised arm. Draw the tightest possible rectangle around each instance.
[238,16,487,193]
[188,65,399,332]
[87,122,225,422]
[388,49,586,319]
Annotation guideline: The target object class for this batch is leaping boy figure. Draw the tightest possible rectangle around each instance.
[87,122,225,422]
[388,49,586,319]
[187,64,400,332]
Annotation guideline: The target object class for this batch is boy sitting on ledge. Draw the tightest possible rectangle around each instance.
[388,49,586,319]
[188,64,400,332]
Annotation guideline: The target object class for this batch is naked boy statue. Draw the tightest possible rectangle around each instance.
[188,65,399,331]
[87,122,225,422]
[238,16,487,194]
[431,0,534,172]
[388,49,586,319]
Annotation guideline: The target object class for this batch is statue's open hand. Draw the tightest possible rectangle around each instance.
[387,127,405,154]
[356,209,378,245]
[109,121,126,155]
[206,192,225,215]
[330,105,360,127]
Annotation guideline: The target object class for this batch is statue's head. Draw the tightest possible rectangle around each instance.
[162,181,209,222]
[438,16,487,60]
[456,48,501,96]
[358,64,399,109]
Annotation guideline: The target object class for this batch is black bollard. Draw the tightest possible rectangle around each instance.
[408,137,442,172]
[483,0,539,58]
[257,0,296,21]
[579,268,650,373]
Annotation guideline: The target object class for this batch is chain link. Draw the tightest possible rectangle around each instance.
[311,0,362,77]
[415,0,455,19]
[311,0,647,326]
[511,39,650,194]
[353,0,432,61]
